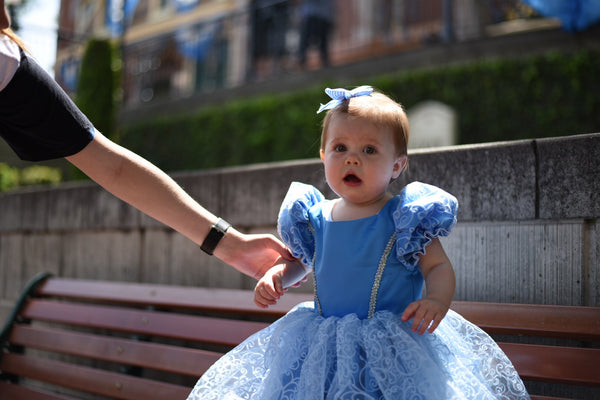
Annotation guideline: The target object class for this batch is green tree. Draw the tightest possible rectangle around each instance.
[0,163,19,191]
[75,38,120,141]
[0,163,61,192]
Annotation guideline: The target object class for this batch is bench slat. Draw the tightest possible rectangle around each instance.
[36,278,312,317]
[3,276,598,400]
[21,299,268,347]
[0,353,191,400]
[499,342,600,386]
[0,381,76,400]
[451,301,600,340]
[8,324,222,377]
[36,279,600,342]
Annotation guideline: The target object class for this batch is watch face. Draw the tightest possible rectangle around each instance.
[214,218,231,233]
[201,219,230,255]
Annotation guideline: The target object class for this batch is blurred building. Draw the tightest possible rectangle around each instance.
[55,0,555,111]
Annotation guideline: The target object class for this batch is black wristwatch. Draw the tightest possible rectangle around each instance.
[200,218,231,255]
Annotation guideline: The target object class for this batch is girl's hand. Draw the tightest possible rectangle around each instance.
[407,238,455,335]
[401,298,449,335]
[254,264,285,308]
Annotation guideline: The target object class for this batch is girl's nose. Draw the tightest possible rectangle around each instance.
[345,154,360,165]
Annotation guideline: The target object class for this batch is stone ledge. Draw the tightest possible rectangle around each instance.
[0,133,597,232]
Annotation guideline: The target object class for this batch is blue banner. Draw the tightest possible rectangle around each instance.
[521,0,600,32]
[175,0,201,13]
[105,0,141,36]
[175,21,218,61]
[105,0,202,36]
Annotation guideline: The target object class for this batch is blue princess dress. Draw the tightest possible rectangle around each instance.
[186,182,530,400]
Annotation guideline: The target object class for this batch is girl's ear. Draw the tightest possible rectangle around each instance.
[320,149,325,161]
[391,155,408,179]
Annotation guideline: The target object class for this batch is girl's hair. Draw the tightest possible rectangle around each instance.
[2,28,29,52]
[320,90,410,157]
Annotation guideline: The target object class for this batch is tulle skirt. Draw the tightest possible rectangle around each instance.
[186,302,530,400]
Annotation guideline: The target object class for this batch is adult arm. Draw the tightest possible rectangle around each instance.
[66,130,292,279]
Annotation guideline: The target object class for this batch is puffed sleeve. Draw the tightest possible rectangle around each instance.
[392,182,458,271]
[277,182,325,268]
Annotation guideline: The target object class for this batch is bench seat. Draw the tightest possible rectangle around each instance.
[1,273,598,399]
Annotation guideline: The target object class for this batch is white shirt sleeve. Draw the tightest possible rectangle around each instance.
[0,34,21,92]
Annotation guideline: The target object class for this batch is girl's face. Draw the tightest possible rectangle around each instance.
[320,113,406,211]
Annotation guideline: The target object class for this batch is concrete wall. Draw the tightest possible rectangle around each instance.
[1,133,598,326]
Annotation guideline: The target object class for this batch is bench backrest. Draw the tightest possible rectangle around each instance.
[0,274,308,400]
[1,274,599,400]
[451,301,600,392]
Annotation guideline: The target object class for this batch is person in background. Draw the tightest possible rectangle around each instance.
[0,1,293,280]
[250,0,290,78]
[297,0,334,69]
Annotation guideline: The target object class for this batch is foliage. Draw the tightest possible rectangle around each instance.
[120,91,324,171]
[0,163,20,191]
[373,49,600,145]
[71,38,121,181]
[0,163,62,192]
[75,38,121,141]
[20,165,62,186]
[119,49,600,172]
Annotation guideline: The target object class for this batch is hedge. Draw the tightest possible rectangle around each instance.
[0,163,62,192]
[119,49,600,172]
[76,38,120,141]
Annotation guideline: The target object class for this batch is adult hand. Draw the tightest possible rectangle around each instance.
[214,229,295,280]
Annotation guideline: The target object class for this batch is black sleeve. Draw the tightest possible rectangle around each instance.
[0,49,94,162]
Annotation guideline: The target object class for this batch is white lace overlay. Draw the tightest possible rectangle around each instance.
[187,304,529,400]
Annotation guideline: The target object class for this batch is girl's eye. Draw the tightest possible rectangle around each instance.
[334,144,346,152]
[363,146,376,154]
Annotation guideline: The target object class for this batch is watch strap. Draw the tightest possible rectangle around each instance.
[200,218,231,255]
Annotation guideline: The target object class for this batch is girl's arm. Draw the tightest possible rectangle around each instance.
[254,259,309,308]
[67,131,293,280]
[401,238,455,334]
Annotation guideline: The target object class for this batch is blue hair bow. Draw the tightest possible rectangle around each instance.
[316,85,373,114]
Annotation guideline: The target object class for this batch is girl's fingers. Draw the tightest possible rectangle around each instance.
[428,312,445,333]
[401,302,418,322]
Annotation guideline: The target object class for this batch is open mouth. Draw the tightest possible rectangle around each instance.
[343,173,362,184]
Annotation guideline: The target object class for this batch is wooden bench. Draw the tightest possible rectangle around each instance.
[1,273,599,400]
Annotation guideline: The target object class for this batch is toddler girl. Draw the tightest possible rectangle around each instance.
[186,86,530,399]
